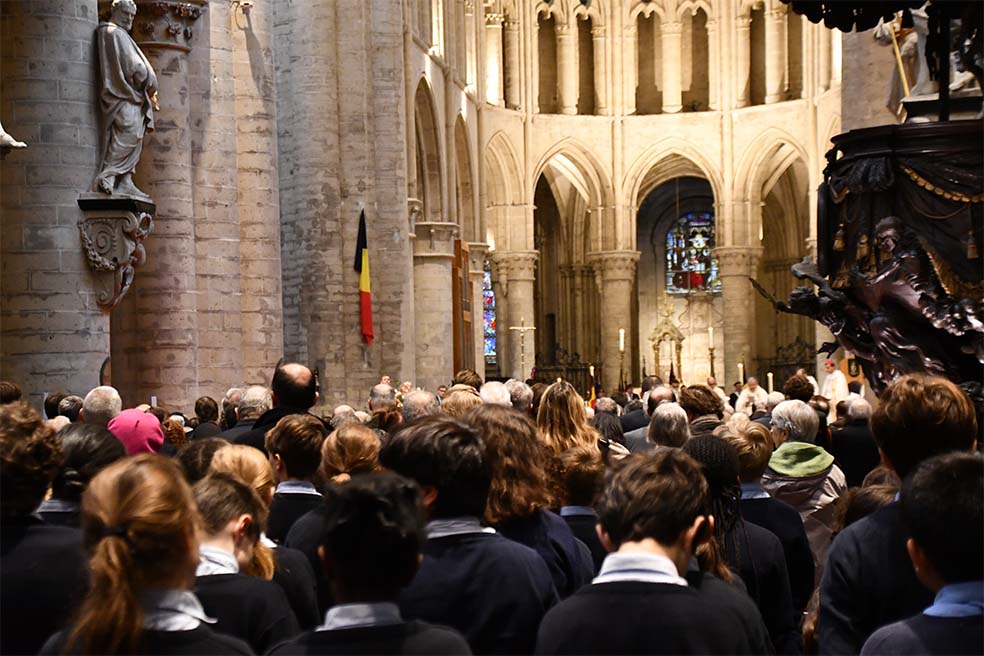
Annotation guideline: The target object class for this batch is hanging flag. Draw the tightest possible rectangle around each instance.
[354,210,374,346]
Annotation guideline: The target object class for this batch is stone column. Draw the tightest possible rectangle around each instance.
[765,6,788,104]
[468,242,489,380]
[661,20,684,113]
[0,0,108,405]
[588,251,640,391]
[503,18,521,109]
[707,18,720,109]
[485,12,503,106]
[623,24,638,115]
[714,246,762,386]
[556,22,578,115]
[591,25,609,115]
[492,250,537,380]
[111,0,206,409]
[818,27,831,92]
[413,222,458,390]
[735,15,752,107]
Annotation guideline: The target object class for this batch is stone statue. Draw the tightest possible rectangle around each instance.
[0,120,27,153]
[92,0,157,200]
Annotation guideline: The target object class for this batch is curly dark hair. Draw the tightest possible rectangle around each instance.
[679,385,723,418]
[782,375,814,403]
[1,401,63,518]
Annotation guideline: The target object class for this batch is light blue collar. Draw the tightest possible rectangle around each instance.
[594,552,687,587]
[317,602,402,631]
[426,516,495,539]
[196,545,240,577]
[37,498,81,513]
[560,506,597,517]
[740,482,771,500]
[276,480,322,496]
[924,581,984,618]
[141,590,216,631]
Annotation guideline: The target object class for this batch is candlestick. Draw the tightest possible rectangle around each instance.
[618,328,625,353]
[767,372,774,393]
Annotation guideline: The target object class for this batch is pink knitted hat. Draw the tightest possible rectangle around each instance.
[108,408,164,455]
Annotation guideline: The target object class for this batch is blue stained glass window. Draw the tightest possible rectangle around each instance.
[665,211,721,294]
[483,261,496,357]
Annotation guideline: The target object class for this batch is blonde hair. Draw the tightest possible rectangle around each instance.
[441,384,483,418]
[321,423,381,483]
[537,381,598,454]
[717,417,774,482]
[208,445,276,580]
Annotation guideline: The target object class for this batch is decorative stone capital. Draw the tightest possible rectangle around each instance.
[413,222,459,259]
[587,250,641,282]
[132,0,207,52]
[590,25,606,38]
[491,250,537,282]
[407,198,424,235]
[661,20,683,35]
[735,15,752,31]
[76,194,156,310]
[504,18,520,31]
[713,246,763,276]
[467,242,491,276]
[485,11,503,26]
[765,5,788,19]
[554,22,575,35]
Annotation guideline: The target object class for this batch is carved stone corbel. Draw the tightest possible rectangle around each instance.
[77,194,155,310]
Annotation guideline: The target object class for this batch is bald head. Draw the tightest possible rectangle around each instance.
[272,362,318,410]
[646,385,675,415]
[402,390,440,423]
[369,383,397,412]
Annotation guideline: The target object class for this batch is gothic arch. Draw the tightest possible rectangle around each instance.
[676,0,715,20]
[454,114,478,242]
[624,140,723,211]
[484,131,523,249]
[627,0,667,22]
[734,128,809,204]
[413,78,444,221]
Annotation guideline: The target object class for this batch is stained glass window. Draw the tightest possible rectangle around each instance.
[483,259,497,358]
[665,211,721,294]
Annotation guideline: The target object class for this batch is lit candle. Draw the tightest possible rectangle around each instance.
[767,372,774,393]
[738,362,745,384]
[618,328,625,353]
[589,365,595,377]
[708,325,714,343]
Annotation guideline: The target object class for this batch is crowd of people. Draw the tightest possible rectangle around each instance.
[0,362,981,655]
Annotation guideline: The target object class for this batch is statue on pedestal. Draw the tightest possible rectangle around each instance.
[92,0,157,200]
[0,120,27,158]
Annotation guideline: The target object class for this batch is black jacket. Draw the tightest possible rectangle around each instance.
[830,420,881,488]
[269,492,324,545]
[274,546,321,629]
[219,417,258,443]
[40,625,254,655]
[195,573,300,653]
[620,409,648,433]
[741,496,816,614]
[269,621,472,655]
[234,407,325,455]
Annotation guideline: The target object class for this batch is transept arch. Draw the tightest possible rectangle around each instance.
[413,78,444,222]
[483,130,523,251]
[453,114,478,242]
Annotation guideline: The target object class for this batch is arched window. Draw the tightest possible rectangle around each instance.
[483,257,497,361]
[665,212,721,294]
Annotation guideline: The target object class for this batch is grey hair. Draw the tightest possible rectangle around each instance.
[238,385,272,420]
[772,399,819,443]
[369,383,397,411]
[766,391,786,411]
[58,395,84,422]
[847,398,872,421]
[111,0,137,12]
[505,379,533,414]
[594,397,619,415]
[648,402,691,448]
[82,386,122,427]
[479,381,512,407]
[402,390,441,423]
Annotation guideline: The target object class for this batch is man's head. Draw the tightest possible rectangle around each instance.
[640,376,662,395]
[847,398,871,422]
[646,385,675,416]
[0,382,23,405]
[379,414,489,520]
[317,472,425,602]
[504,379,534,415]
[647,402,690,448]
[0,402,62,519]
[58,395,84,422]
[222,387,244,411]
[110,0,137,30]
[193,473,266,568]
[597,450,711,570]
[848,381,862,395]
[368,384,397,412]
[871,374,977,478]
[770,399,820,446]
[558,445,604,508]
[766,391,785,412]
[436,385,448,400]
[479,381,512,407]
[452,369,483,391]
[733,381,742,392]
[824,359,837,374]
[402,390,441,424]
[747,377,760,392]
[238,386,272,422]
[594,397,619,415]
[782,374,815,403]
[44,392,68,421]
[271,362,318,410]
[902,452,983,590]
[678,385,722,421]
[81,386,122,427]
[717,420,773,483]
[265,414,328,482]
[380,375,392,386]
[194,396,219,424]
[706,377,717,388]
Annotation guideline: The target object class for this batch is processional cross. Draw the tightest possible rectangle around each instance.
[509,316,536,380]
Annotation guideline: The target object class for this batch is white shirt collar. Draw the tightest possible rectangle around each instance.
[196,545,240,577]
[276,480,323,496]
[317,602,403,631]
[141,590,216,631]
[593,552,688,587]
[426,516,496,539]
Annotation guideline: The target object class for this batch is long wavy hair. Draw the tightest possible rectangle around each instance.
[321,422,381,484]
[536,381,598,454]
[68,455,200,654]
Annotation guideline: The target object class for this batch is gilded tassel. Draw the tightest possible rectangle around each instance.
[856,234,870,262]
[833,223,846,252]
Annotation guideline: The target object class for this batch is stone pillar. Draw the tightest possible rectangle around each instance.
[735,15,752,108]
[556,22,578,115]
[715,246,762,387]
[591,26,609,114]
[503,18,521,109]
[0,0,108,404]
[589,251,640,391]
[661,20,684,113]
[468,242,489,380]
[492,250,537,380]
[413,222,458,391]
[485,12,503,106]
[110,0,206,409]
[765,6,788,104]
[818,27,831,92]
[707,18,720,109]
[623,25,638,115]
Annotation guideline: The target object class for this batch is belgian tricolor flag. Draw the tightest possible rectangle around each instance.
[354,210,374,346]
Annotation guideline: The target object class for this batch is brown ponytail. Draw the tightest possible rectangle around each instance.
[68,455,199,654]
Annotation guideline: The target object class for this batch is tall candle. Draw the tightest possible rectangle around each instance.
[738,362,745,384]
[618,328,625,353]
[708,325,714,343]
[767,372,774,393]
